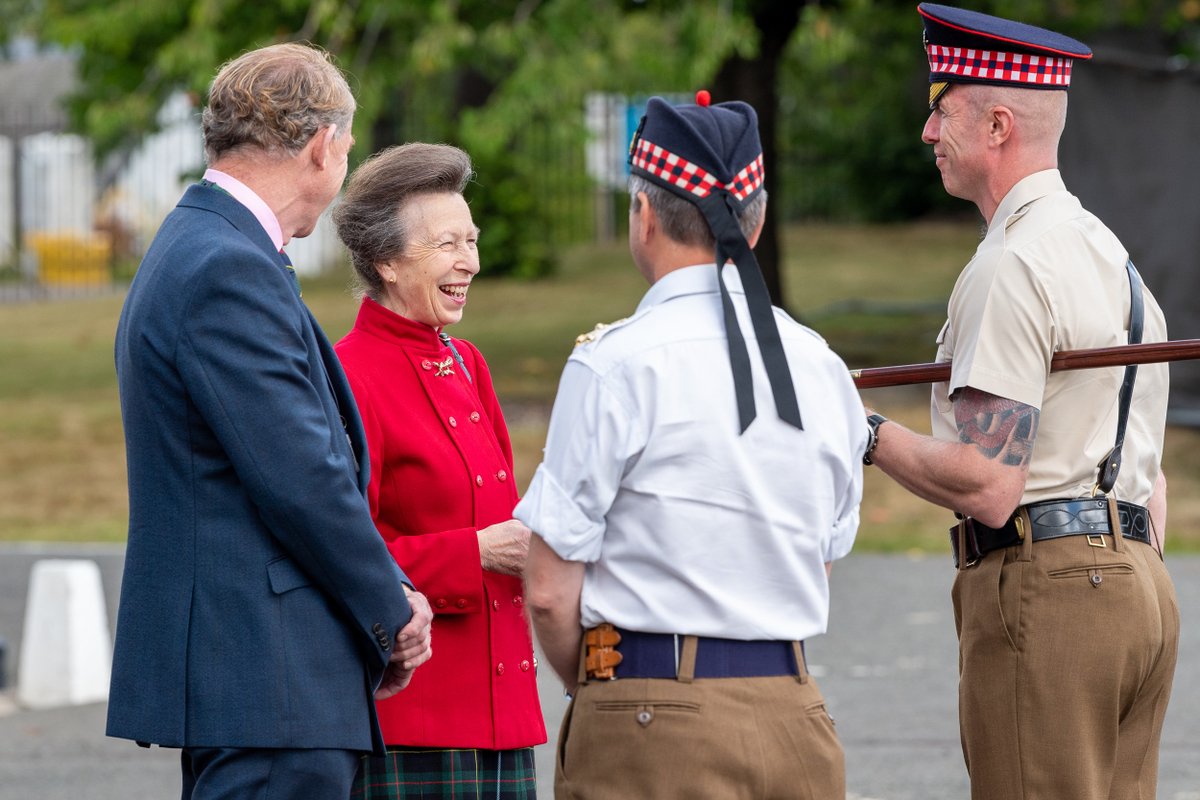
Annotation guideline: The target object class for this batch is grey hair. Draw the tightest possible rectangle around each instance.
[333,142,473,301]
[202,42,355,163]
[629,175,767,250]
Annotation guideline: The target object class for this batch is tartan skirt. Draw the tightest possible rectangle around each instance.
[351,746,537,800]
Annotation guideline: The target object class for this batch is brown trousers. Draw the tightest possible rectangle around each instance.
[554,637,843,799]
[953,532,1179,800]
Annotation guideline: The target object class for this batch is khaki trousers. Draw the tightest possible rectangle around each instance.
[554,638,843,800]
[953,532,1179,800]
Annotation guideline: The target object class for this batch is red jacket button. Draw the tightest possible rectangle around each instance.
[448,416,457,427]
[475,475,484,486]
[520,660,531,672]
[512,596,523,608]
[456,598,467,609]
[496,663,505,675]
[421,360,432,370]
[492,599,501,611]
[497,470,507,482]
[470,412,481,423]
[435,598,447,608]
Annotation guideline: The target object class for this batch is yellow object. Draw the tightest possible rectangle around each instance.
[28,232,112,287]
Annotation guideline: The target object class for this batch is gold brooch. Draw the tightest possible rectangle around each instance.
[434,357,454,377]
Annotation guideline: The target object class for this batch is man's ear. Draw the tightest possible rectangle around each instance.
[309,124,337,169]
[987,105,1014,146]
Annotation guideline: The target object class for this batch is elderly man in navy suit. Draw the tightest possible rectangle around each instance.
[109,43,433,799]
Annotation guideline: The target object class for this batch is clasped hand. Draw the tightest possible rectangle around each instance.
[375,586,434,700]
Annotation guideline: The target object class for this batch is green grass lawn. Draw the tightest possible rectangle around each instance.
[5,220,1198,552]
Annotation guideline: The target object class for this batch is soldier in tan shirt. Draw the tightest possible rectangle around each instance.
[864,5,1179,799]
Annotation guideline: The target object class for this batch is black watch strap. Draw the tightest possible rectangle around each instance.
[863,414,888,465]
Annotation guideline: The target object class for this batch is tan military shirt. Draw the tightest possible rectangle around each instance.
[931,170,1168,506]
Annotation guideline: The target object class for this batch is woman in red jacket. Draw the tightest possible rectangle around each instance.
[333,143,545,799]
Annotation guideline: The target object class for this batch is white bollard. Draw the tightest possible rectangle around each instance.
[17,559,112,709]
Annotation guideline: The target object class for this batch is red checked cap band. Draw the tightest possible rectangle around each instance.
[918,3,1092,109]
[630,138,764,203]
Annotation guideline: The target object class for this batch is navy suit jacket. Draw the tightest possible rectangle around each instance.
[108,184,412,752]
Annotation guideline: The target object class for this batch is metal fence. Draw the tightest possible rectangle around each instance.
[0,91,206,300]
[0,86,615,300]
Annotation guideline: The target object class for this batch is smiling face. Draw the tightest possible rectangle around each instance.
[921,85,989,206]
[378,192,480,329]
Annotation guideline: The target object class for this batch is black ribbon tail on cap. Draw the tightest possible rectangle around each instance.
[715,243,757,432]
[700,195,803,432]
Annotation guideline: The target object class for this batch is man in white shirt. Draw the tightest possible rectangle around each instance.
[519,93,866,799]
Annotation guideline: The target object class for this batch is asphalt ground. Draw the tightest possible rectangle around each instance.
[0,544,1196,800]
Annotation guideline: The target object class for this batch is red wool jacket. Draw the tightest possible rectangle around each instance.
[335,298,546,750]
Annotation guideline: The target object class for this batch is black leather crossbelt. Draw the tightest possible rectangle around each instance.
[950,497,1151,568]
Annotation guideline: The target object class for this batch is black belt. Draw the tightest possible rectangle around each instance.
[598,629,803,680]
[950,498,1151,568]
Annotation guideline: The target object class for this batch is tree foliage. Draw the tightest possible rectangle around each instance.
[22,0,758,278]
[14,0,1200,280]
[778,0,1200,221]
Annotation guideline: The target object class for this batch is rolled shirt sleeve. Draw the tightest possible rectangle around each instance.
[515,360,642,563]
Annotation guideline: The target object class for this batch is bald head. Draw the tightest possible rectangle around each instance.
[962,84,1068,155]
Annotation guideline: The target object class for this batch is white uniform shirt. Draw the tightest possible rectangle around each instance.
[931,170,1169,505]
[516,264,866,641]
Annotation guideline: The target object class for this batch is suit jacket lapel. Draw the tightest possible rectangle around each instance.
[309,312,372,494]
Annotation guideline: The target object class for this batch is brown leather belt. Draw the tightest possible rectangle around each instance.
[950,497,1151,568]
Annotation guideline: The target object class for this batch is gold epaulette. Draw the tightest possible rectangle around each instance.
[574,317,628,347]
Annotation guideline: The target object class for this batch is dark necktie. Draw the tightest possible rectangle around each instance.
[278,250,302,298]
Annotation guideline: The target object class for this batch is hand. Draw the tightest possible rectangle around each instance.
[375,587,433,700]
[477,519,532,576]
[376,661,417,699]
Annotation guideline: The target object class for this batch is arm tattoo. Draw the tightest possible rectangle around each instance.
[954,387,1040,467]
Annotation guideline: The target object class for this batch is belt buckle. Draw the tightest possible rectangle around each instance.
[584,623,623,680]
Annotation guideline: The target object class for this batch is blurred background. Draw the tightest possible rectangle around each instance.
[3,0,1200,552]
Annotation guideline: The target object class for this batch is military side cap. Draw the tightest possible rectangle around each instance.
[625,92,802,434]
[628,92,764,211]
[919,3,1092,109]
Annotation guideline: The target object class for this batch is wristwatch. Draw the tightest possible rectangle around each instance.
[863,414,889,465]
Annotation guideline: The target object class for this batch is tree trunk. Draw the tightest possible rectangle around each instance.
[713,1,805,308]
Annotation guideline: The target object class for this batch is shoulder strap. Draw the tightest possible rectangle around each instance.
[1094,259,1144,494]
